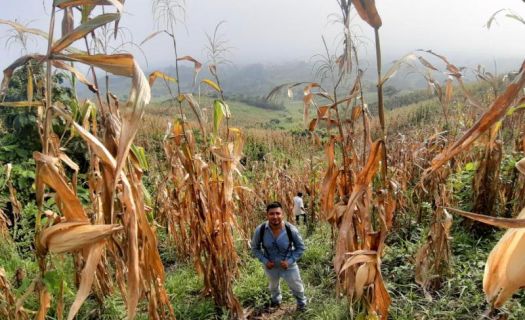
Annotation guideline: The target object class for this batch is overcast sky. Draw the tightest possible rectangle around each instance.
[0,0,524,72]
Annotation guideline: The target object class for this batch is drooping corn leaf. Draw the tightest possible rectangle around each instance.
[177,55,202,86]
[140,30,165,46]
[34,152,89,222]
[445,207,525,228]
[201,79,221,92]
[52,13,120,53]
[52,60,98,92]
[482,206,525,308]
[148,70,177,86]
[1,55,44,97]
[0,19,48,39]
[351,0,382,29]
[67,241,105,320]
[176,55,202,73]
[54,0,123,13]
[424,60,525,176]
[53,53,134,76]
[379,53,417,86]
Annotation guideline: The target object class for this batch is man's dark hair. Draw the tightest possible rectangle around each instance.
[266,201,282,212]
[297,192,303,197]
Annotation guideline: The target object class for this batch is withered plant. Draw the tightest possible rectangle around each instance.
[424,60,525,313]
[267,1,395,318]
[414,182,453,294]
[161,111,245,317]
[150,15,245,314]
[1,1,175,319]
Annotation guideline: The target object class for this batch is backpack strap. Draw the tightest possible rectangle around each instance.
[259,222,295,256]
[284,222,294,250]
[258,222,267,254]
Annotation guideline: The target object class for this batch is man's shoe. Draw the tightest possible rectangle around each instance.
[270,301,281,308]
[296,304,307,312]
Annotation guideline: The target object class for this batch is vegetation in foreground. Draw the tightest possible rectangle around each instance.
[1,1,525,320]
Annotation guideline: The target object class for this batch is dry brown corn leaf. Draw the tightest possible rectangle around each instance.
[67,241,105,320]
[40,222,121,253]
[35,288,51,320]
[52,60,97,93]
[149,71,177,86]
[445,207,525,228]
[320,138,339,219]
[425,60,525,176]
[34,152,88,222]
[0,19,48,39]
[1,55,44,97]
[334,140,384,271]
[351,0,382,28]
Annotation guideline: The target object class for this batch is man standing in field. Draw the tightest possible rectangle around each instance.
[293,192,306,225]
[251,202,307,311]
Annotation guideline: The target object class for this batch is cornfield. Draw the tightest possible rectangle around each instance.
[1,1,525,319]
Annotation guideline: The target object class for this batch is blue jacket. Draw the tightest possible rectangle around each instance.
[251,222,306,267]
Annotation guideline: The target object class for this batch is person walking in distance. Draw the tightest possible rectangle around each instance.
[251,202,307,311]
[293,192,306,225]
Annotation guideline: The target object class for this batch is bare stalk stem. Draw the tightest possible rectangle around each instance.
[374,27,388,183]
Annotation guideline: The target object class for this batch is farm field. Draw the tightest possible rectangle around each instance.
[1,1,525,320]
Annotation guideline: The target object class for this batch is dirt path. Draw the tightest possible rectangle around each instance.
[246,303,301,320]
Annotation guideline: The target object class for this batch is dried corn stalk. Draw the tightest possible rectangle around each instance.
[415,184,453,294]
[1,2,175,319]
[424,60,525,312]
[162,107,244,317]
[0,267,29,320]
[333,141,395,319]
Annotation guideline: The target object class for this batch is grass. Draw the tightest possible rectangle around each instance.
[143,96,305,133]
[3,211,525,319]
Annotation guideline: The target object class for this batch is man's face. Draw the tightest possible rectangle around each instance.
[267,207,283,227]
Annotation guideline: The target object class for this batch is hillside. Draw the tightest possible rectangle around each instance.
[2,2,525,320]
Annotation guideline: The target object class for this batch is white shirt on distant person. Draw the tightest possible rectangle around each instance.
[293,196,304,216]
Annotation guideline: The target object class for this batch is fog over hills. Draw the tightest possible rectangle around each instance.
[78,55,524,101]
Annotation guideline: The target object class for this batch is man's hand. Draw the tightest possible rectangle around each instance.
[280,260,289,270]
[266,261,275,269]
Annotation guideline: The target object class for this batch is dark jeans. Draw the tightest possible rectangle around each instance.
[295,214,306,225]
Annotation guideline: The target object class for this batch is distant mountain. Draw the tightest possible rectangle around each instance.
[77,56,524,101]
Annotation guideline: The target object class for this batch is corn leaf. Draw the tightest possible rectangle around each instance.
[201,79,221,92]
[61,7,74,38]
[52,13,120,53]
[67,241,105,320]
[148,71,177,86]
[1,55,44,97]
[52,60,98,92]
[379,53,417,86]
[140,30,165,46]
[53,53,134,76]
[351,0,382,29]
[0,19,48,39]
[0,101,43,107]
[213,99,227,135]
[40,222,121,253]
[445,207,525,229]
[130,144,148,170]
[482,207,525,308]
[54,0,123,13]
[425,60,525,175]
